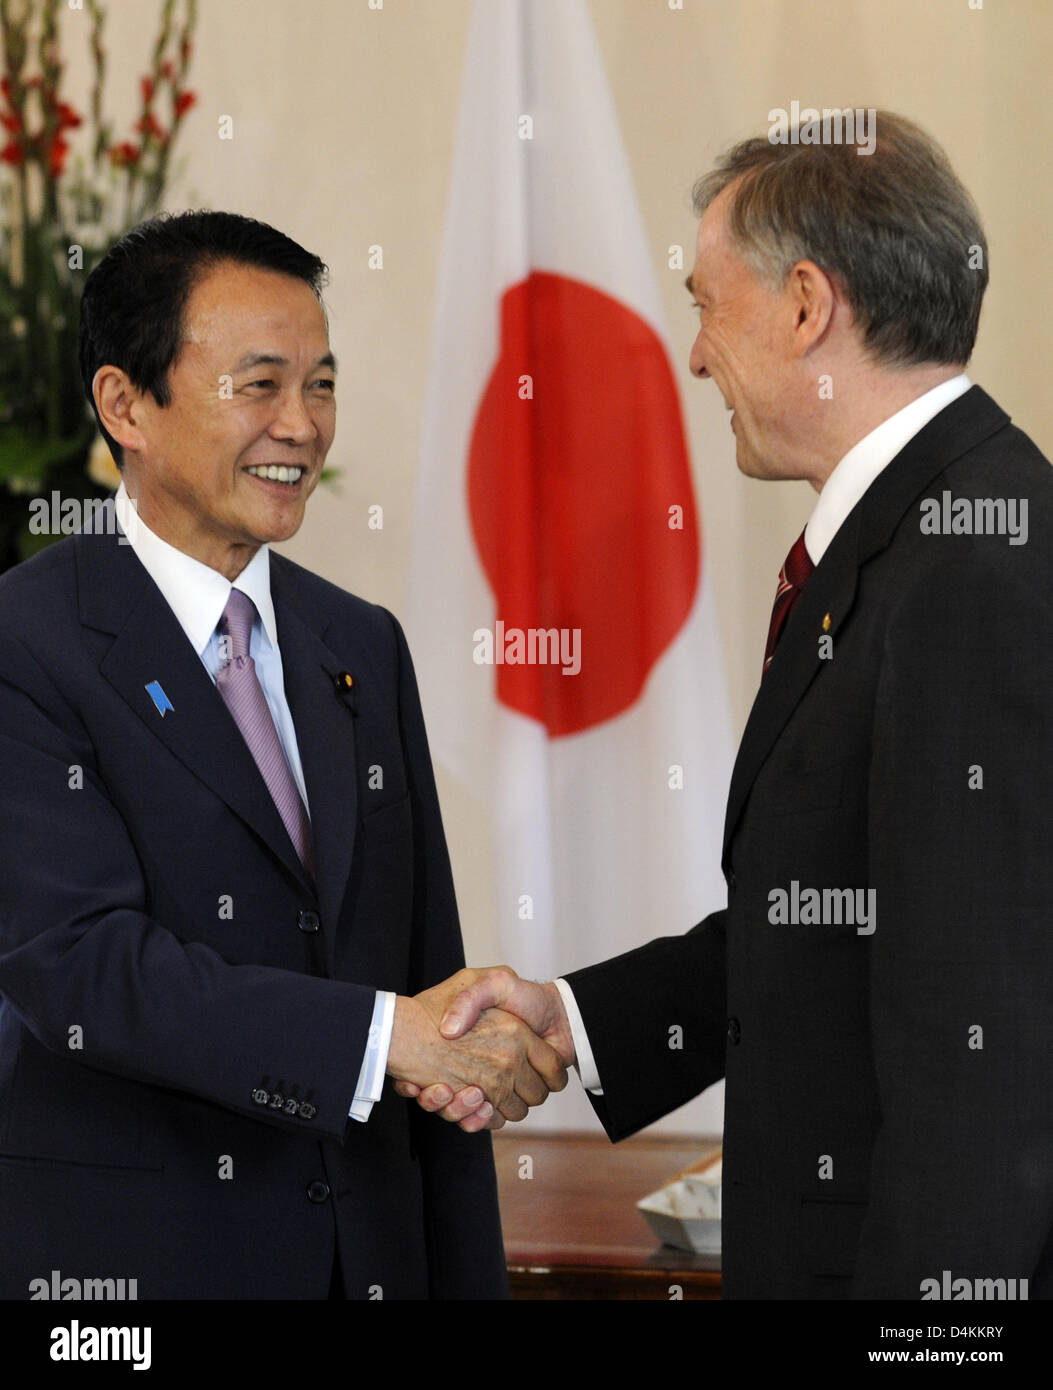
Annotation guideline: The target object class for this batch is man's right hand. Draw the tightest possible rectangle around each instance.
[393,967,575,1132]
[386,969,569,1128]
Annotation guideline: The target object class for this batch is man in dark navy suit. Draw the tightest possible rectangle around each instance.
[403,112,1053,1299]
[0,211,565,1299]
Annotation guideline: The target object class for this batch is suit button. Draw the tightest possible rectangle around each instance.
[307,1181,330,1204]
[727,1016,741,1044]
[298,1101,317,1120]
[251,1088,269,1106]
[297,910,320,934]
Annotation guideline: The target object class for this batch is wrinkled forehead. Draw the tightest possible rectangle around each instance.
[692,180,773,299]
[180,263,331,358]
[690,187,738,292]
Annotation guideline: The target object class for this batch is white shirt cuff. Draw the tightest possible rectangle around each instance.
[554,977,603,1095]
[348,990,396,1122]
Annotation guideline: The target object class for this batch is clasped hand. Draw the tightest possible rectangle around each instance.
[386,967,575,1131]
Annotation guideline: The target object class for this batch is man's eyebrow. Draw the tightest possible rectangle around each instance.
[231,352,338,372]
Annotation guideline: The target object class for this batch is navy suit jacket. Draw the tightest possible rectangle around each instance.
[0,518,507,1299]
[567,387,1053,1299]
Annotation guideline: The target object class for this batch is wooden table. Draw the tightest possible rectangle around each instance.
[493,1130,723,1299]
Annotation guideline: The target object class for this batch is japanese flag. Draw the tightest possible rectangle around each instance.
[408,0,733,1132]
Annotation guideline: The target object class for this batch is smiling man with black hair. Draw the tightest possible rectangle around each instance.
[0,210,566,1300]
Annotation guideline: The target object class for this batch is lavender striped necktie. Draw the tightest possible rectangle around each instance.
[215,588,314,877]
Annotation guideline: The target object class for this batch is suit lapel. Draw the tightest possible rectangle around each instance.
[721,520,861,870]
[270,560,360,967]
[78,528,315,895]
[721,385,1010,869]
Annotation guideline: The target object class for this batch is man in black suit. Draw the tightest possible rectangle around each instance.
[401,111,1053,1299]
[0,211,566,1299]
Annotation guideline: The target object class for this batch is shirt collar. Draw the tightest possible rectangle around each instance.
[804,373,971,565]
[114,481,277,656]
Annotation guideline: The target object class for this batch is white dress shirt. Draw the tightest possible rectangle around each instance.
[114,483,393,1121]
[804,374,971,564]
[562,373,972,1094]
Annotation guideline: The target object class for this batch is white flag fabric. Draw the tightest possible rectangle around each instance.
[408,0,734,1132]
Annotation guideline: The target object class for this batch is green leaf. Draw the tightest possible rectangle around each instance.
[0,425,92,486]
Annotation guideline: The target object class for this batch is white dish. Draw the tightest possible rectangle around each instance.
[637,1178,722,1255]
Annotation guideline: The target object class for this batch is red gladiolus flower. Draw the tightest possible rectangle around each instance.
[54,101,82,130]
[1,139,22,165]
[0,77,11,99]
[47,135,70,177]
[108,141,140,167]
[0,109,21,132]
[135,110,164,140]
[160,60,175,81]
[141,75,155,104]
[173,90,196,119]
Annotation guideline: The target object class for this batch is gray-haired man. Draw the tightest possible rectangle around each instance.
[403,111,1053,1302]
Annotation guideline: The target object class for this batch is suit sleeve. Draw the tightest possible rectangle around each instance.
[0,625,376,1145]
[388,613,509,1298]
[563,909,729,1141]
[852,546,1053,1297]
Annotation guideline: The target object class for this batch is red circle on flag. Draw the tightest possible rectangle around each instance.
[467,271,700,737]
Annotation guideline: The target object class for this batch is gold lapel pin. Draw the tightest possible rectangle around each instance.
[821,613,832,632]
[335,670,354,692]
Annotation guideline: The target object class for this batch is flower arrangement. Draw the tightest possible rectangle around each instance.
[0,0,197,570]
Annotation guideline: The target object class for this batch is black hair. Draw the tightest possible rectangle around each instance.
[79,210,328,466]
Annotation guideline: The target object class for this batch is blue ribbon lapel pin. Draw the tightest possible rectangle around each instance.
[145,680,175,718]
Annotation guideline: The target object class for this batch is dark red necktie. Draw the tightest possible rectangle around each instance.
[762,529,814,676]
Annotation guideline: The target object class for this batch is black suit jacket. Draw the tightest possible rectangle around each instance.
[0,522,507,1299]
[567,386,1053,1299]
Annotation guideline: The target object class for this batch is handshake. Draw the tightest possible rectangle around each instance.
[385,968,575,1131]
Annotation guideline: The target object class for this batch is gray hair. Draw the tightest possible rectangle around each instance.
[692,111,988,367]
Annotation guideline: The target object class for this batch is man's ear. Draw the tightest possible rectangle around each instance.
[93,366,149,458]
[786,259,837,356]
